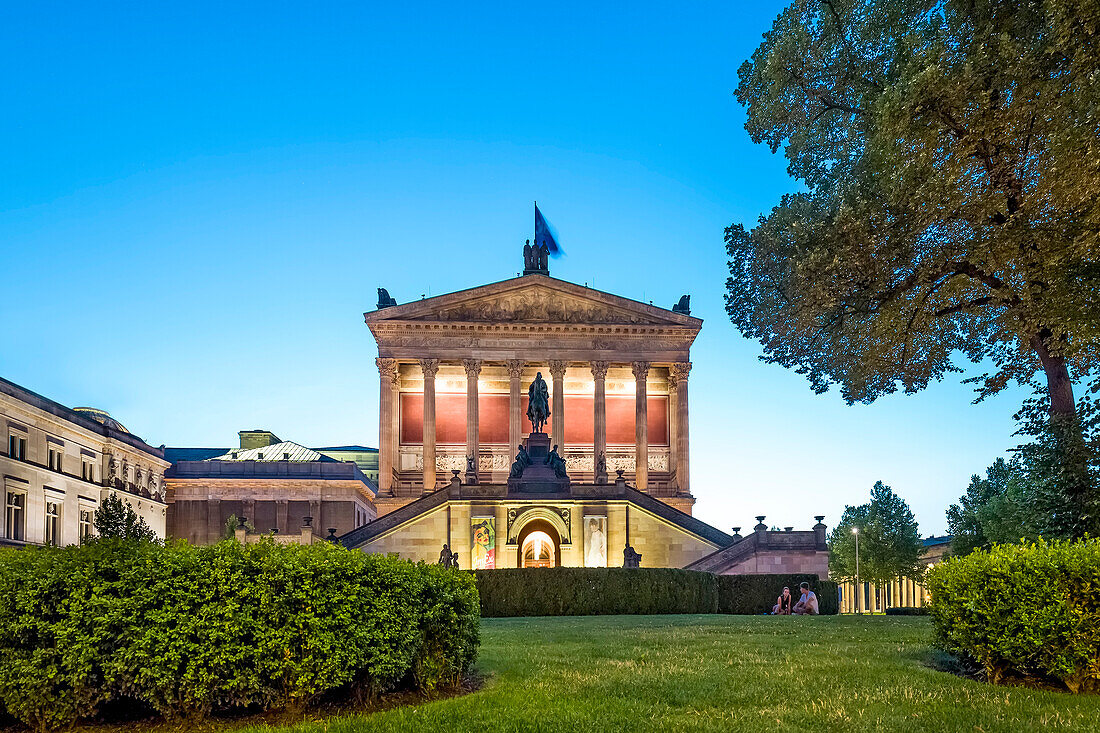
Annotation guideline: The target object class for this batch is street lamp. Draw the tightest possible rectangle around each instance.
[852,527,860,614]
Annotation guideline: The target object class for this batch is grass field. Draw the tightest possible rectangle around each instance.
[245,615,1100,733]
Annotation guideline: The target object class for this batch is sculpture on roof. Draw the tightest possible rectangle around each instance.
[526,372,550,433]
[672,294,691,315]
[522,239,550,275]
[377,288,397,309]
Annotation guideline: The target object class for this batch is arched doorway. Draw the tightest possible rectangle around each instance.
[517,519,561,568]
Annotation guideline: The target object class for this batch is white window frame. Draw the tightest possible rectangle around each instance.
[5,488,26,542]
[78,505,95,544]
[7,429,27,461]
[44,499,61,546]
[81,457,95,482]
[47,443,63,472]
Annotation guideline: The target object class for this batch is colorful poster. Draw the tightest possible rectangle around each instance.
[471,517,496,569]
[584,515,607,567]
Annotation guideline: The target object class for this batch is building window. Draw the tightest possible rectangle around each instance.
[6,492,25,541]
[81,459,95,482]
[79,509,93,544]
[48,446,63,472]
[8,434,26,461]
[45,501,61,545]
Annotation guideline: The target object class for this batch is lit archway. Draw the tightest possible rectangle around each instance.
[522,531,555,567]
[518,520,560,567]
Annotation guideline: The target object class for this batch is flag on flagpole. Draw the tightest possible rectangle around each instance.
[534,203,563,257]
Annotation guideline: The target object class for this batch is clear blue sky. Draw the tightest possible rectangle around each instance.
[0,1,1025,535]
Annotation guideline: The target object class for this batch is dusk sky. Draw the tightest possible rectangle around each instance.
[0,1,1028,535]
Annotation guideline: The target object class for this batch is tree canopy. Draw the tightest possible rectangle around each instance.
[828,481,924,584]
[727,0,1100,418]
[946,457,1040,554]
[92,493,159,543]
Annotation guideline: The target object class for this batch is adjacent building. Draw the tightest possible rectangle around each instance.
[164,430,377,544]
[1,377,168,546]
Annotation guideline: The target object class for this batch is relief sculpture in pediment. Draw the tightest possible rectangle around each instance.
[434,290,649,325]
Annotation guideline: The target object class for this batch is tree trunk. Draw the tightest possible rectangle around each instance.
[1030,332,1075,418]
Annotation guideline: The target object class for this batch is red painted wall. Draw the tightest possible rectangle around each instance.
[400,393,668,446]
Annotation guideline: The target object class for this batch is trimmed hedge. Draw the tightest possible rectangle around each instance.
[0,539,479,730]
[474,568,836,617]
[885,606,929,616]
[927,538,1100,693]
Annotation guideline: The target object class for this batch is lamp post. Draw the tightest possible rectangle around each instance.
[852,527,860,614]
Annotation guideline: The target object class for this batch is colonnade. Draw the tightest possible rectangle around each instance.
[838,576,930,614]
[375,358,692,495]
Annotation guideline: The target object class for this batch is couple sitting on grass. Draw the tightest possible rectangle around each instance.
[771,582,819,615]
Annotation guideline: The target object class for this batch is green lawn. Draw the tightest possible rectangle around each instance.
[247,615,1100,733]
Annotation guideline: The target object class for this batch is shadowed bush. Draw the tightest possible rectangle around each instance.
[474,568,835,617]
[0,540,479,731]
[927,538,1100,693]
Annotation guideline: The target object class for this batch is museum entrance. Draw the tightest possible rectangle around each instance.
[518,519,561,568]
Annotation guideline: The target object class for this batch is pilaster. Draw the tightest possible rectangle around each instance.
[591,361,609,483]
[506,360,524,452]
[375,358,398,496]
[632,361,650,491]
[463,359,482,484]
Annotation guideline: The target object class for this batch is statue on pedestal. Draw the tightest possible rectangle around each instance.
[545,444,568,478]
[623,545,642,568]
[438,544,459,569]
[509,445,531,478]
[527,372,550,433]
[595,451,608,484]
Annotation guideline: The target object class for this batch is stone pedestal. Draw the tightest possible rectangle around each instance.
[507,432,570,494]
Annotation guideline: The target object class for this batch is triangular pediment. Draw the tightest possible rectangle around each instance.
[366,276,700,328]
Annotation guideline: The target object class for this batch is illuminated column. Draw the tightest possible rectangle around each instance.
[463,359,482,483]
[632,361,650,491]
[671,362,691,493]
[891,578,900,609]
[507,360,524,449]
[376,358,398,495]
[591,361,609,478]
[419,359,439,493]
[549,360,567,449]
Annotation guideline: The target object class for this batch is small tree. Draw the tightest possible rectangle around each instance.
[829,481,924,609]
[93,493,159,543]
[223,514,256,540]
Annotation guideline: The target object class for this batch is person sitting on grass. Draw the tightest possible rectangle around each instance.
[792,582,819,615]
[772,586,793,615]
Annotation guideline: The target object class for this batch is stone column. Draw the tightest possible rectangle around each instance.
[632,361,650,491]
[506,360,524,450]
[376,358,398,496]
[419,359,439,493]
[549,360,567,449]
[591,361,609,480]
[463,359,482,484]
[671,362,691,494]
[207,497,221,544]
[276,499,289,534]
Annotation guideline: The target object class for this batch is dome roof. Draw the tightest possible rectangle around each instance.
[72,407,130,434]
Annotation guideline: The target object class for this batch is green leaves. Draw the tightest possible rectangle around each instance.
[728,0,1100,414]
[828,481,924,584]
[0,541,480,730]
[928,537,1100,693]
[92,493,159,543]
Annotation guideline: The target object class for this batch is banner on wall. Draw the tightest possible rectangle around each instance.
[584,515,607,567]
[471,517,496,569]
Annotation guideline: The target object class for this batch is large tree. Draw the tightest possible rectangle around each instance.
[946,457,1039,554]
[727,0,1100,532]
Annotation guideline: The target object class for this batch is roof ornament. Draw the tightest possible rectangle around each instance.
[672,294,691,315]
[376,287,397,309]
[522,238,550,276]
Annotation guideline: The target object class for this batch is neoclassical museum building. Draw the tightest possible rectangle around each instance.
[341,246,829,575]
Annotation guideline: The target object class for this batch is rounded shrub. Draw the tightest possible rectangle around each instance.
[0,539,479,730]
[927,538,1100,693]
